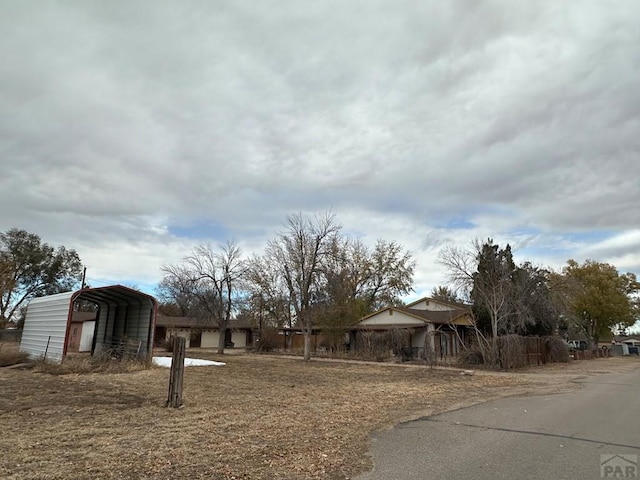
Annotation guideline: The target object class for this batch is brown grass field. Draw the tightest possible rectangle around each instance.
[1,345,637,480]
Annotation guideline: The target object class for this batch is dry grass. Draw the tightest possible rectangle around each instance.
[0,342,29,367]
[1,350,634,480]
[33,354,151,375]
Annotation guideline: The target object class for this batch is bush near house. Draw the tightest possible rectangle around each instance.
[459,335,569,370]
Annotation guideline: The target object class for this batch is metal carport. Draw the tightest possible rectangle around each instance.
[20,285,157,363]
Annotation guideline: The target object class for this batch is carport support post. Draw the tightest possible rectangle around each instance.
[166,336,186,408]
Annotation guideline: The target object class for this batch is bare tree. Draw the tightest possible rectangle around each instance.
[161,241,245,354]
[438,239,515,364]
[439,239,566,366]
[244,253,294,348]
[156,264,199,316]
[266,212,341,361]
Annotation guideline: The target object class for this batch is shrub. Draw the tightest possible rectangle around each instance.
[544,336,570,363]
[356,328,411,361]
[0,344,29,367]
[254,329,282,352]
[459,334,570,370]
[458,344,485,366]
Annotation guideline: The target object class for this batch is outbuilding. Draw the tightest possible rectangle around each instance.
[20,285,157,363]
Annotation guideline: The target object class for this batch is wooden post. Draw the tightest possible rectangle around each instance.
[166,336,186,408]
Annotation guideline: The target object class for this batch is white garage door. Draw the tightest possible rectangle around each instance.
[201,331,219,348]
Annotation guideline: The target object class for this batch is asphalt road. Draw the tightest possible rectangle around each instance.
[356,365,640,480]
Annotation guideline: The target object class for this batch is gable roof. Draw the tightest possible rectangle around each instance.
[613,335,640,343]
[156,315,252,329]
[394,306,471,324]
[358,305,472,327]
[405,296,470,311]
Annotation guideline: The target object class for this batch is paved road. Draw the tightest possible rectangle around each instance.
[356,366,640,480]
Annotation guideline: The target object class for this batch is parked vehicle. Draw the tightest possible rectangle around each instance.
[567,340,588,350]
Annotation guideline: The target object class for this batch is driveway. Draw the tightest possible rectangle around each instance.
[357,366,640,479]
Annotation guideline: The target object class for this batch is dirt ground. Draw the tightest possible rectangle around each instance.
[0,347,637,480]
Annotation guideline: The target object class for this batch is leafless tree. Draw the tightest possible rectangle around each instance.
[244,253,294,349]
[266,212,341,361]
[156,264,199,316]
[161,241,245,354]
[439,239,566,366]
[438,239,514,365]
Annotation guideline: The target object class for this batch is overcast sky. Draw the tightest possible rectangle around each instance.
[1,1,639,301]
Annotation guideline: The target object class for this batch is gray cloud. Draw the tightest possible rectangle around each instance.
[1,0,639,291]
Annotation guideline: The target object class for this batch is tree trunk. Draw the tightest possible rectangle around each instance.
[217,325,226,354]
[303,329,311,361]
[490,316,499,366]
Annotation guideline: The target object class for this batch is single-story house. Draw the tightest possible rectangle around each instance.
[155,315,253,349]
[610,335,640,355]
[20,285,157,363]
[354,297,473,358]
[258,298,474,357]
[611,335,640,347]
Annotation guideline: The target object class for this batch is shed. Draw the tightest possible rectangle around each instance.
[20,285,157,363]
[67,311,98,353]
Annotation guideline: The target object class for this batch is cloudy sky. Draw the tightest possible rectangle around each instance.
[1,1,639,300]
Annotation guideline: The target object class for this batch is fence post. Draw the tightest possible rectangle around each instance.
[166,336,186,408]
[43,335,51,362]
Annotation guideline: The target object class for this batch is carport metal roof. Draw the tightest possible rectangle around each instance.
[72,285,156,307]
[20,285,158,362]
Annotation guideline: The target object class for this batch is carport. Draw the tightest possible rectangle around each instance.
[20,285,157,363]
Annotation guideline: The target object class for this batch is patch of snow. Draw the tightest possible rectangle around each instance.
[152,357,225,368]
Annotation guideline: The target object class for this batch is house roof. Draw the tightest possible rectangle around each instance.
[156,316,202,328]
[405,296,470,311]
[156,315,252,330]
[358,305,472,327]
[394,306,471,324]
[613,335,640,343]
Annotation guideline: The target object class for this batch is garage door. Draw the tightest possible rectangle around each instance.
[201,331,219,348]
